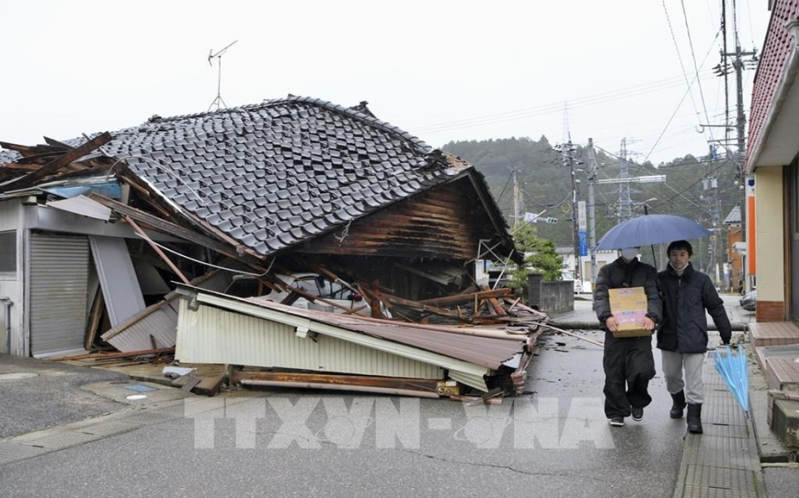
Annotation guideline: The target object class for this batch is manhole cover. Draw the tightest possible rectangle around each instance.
[0,373,39,381]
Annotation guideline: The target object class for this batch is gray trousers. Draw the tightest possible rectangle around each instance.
[660,350,705,404]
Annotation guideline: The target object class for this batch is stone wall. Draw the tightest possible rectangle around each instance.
[527,273,574,315]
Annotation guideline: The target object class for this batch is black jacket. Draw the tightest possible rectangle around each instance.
[594,257,662,327]
[657,262,731,353]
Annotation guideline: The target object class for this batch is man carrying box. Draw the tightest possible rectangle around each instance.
[594,247,662,427]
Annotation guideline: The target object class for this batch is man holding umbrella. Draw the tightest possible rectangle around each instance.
[594,247,661,427]
[657,240,732,434]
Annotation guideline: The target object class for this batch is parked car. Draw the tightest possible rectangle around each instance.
[740,290,756,312]
[560,270,583,294]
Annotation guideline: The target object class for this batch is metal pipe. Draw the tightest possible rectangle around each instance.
[0,297,12,354]
[238,380,441,398]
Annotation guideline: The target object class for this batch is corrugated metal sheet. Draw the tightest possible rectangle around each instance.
[102,296,180,351]
[176,299,444,380]
[101,270,235,352]
[89,236,145,325]
[30,234,89,356]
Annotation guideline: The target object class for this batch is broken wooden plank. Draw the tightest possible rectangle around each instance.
[2,132,112,191]
[181,376,202,392]
[84,289,105,351]
[192,375,226,396]
[49,346,175,362]
[88,193,259,267]
[419,288,512,307]
[539,322,604,347]
[124,215,191,285]
[231,370,441,397]
[488,297,507,316]
[380,293,457,317]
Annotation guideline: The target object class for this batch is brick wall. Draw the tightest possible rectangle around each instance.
[756,300,786,322]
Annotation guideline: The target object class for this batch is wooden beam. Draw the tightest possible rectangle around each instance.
[2,132,112,191]
[419,289,511,307]
[124,215,191,285]
[89,194,234,255]
[50,347,174,362]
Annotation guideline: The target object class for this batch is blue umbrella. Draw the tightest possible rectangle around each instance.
[594,214,712,251]
[713,345,749,415]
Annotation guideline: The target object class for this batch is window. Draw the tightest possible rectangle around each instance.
[0,231,16,275]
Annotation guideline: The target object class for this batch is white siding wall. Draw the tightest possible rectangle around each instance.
[0,199,23,355]
[176,300,444,380]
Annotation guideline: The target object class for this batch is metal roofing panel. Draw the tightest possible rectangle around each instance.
[180,286,524,369]
[101,270,234,351]
[89,236,146,326]
[46,195,111,221]
[176,299,444,380]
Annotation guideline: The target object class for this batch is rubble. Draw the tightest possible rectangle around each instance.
[0,96,549,399]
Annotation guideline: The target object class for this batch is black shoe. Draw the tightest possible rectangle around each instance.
[631,406,644,421]
[687,403,703,434]
[608,417,624,427]
[670,391,686,419]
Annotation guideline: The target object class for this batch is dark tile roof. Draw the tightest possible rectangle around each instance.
[98,96,467,257]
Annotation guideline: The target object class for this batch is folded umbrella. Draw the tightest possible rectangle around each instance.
[594,214,711,251]
[713,345,749,415]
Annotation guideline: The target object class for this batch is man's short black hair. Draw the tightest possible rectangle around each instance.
[667,240,693,256]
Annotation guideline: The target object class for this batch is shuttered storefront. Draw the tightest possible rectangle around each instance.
[30,233,89,356]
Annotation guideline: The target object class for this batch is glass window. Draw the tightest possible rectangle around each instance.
[0,231,16,275]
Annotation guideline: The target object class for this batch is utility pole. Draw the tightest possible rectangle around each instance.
[711,0,757,288]
[567,138,581,283]
[512,170,523,229]
[587,138,598,287]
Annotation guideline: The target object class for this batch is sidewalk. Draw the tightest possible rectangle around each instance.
[548,294,795,498]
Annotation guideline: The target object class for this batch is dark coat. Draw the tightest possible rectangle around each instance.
[657,262,732,353]
[594,257,662,327]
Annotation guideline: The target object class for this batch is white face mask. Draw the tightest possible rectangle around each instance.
[620,248,638,261]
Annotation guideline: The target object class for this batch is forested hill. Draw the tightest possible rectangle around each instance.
[442,137,742,250]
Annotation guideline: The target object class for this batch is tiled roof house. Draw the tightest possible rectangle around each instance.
[744,0,799,322]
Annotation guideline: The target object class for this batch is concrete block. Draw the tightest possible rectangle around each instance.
[771,399,799,449]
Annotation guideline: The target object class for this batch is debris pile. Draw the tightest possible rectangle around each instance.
[0,97,549,399]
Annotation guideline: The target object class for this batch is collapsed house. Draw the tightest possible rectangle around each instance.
[0,96,548,396]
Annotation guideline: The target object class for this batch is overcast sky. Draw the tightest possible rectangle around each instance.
[0,0,769,165]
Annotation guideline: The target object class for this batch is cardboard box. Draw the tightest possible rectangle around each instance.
[608,287,651,338]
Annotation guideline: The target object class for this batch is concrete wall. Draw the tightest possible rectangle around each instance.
[527,274,574,315]
[0,199,24,355]
[754,167,786,321]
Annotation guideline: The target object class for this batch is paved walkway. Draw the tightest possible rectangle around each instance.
[549,294,766,497]
[672,359,762,497]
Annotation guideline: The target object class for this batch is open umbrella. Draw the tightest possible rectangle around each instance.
[713,345,749,415]
[594,214,711,251]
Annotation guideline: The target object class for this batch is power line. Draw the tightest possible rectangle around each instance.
[409,72,714,135]
[662,0,702,118]
[680,0,716,142]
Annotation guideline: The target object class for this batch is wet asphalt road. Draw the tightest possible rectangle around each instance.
[0,355,128,438]
[0,333,686,498]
